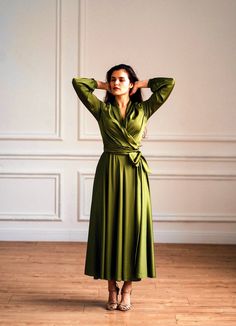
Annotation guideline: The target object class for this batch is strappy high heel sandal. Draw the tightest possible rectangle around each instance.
[117,289,132,311]
[106,283,120,310]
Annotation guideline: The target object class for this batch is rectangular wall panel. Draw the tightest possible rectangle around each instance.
[78,172,94,221]
[149,174,236,222]
[0,0,61,139]
[0,173,61,220]
[77,0,236,142]
[78,171,236,223]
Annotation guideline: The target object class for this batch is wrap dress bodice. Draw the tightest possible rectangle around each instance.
[72,77,175,170]
[72,76,175,281]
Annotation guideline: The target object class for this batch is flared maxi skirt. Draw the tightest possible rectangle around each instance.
[85,152,156,281]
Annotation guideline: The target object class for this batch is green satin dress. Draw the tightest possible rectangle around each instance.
[72,77,175,281]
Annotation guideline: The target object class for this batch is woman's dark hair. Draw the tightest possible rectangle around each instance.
[104,64,143,104]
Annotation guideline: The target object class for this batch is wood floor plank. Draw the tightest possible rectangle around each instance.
[0,242,235,325]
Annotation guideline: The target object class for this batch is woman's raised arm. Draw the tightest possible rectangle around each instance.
[72,77,106,120]
[131,78,175,119]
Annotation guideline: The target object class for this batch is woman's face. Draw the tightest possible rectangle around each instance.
[109,69,133,96]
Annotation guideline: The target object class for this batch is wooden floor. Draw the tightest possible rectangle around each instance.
[0,242,236,326]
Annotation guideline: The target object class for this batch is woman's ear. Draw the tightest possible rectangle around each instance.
[130,83,134,89]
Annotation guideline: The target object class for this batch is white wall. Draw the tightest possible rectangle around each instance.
[0,0,236,243]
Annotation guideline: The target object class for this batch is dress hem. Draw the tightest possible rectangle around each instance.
[84,272,156,282]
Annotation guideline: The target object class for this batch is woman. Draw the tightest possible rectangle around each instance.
[72,64,175,311]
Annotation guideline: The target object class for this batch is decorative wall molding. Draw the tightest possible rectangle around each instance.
[79,128,236,143]
[0,173,61,221]
[143,134,236,143]
[149,173,236,181]
[77,172,93,221]
[77,170,236,223]
[153,213,236,222]
[1,152,236,162]
[55,0,62,140]
[150,173,236,222]
[0,0,62,141]
[0,0,235,244]
[153,230,236,244]
[0,228,235,244]
[78,0,86,77]
[77,0,89,141]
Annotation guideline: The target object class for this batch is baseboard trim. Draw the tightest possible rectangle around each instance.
[0,229,235,244]
[154,230,236,244]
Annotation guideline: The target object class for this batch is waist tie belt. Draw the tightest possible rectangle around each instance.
[104,149,151,174]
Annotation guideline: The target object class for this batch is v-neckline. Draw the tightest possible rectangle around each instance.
[114,100,131,122]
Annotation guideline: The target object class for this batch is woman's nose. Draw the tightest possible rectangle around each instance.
[114,79,119,85]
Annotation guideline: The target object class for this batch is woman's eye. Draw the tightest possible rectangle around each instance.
[111,78,126,82]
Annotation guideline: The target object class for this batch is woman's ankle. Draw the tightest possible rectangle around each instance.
[108,280,118,291]
[121,281,132,293]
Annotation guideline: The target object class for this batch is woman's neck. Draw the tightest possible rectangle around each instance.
[115,94,130,109]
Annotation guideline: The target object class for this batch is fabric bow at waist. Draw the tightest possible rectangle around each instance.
[104,148,151,173]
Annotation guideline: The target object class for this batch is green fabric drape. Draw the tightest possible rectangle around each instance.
[72,77,175,281]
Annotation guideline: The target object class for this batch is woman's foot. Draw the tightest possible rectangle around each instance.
[118,282,132,311]
[106,281,119,310]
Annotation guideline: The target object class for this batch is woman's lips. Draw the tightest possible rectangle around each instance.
[113,87,120,90]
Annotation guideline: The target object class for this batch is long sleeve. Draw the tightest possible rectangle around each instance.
[72,77,103,120]
[142,77,175,119]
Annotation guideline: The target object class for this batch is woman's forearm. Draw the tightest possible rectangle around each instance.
[96,80,109,90]
[130,79,149,96]
[136,80,149,88]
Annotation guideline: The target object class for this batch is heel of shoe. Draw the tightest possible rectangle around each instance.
[117,289,132,311]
